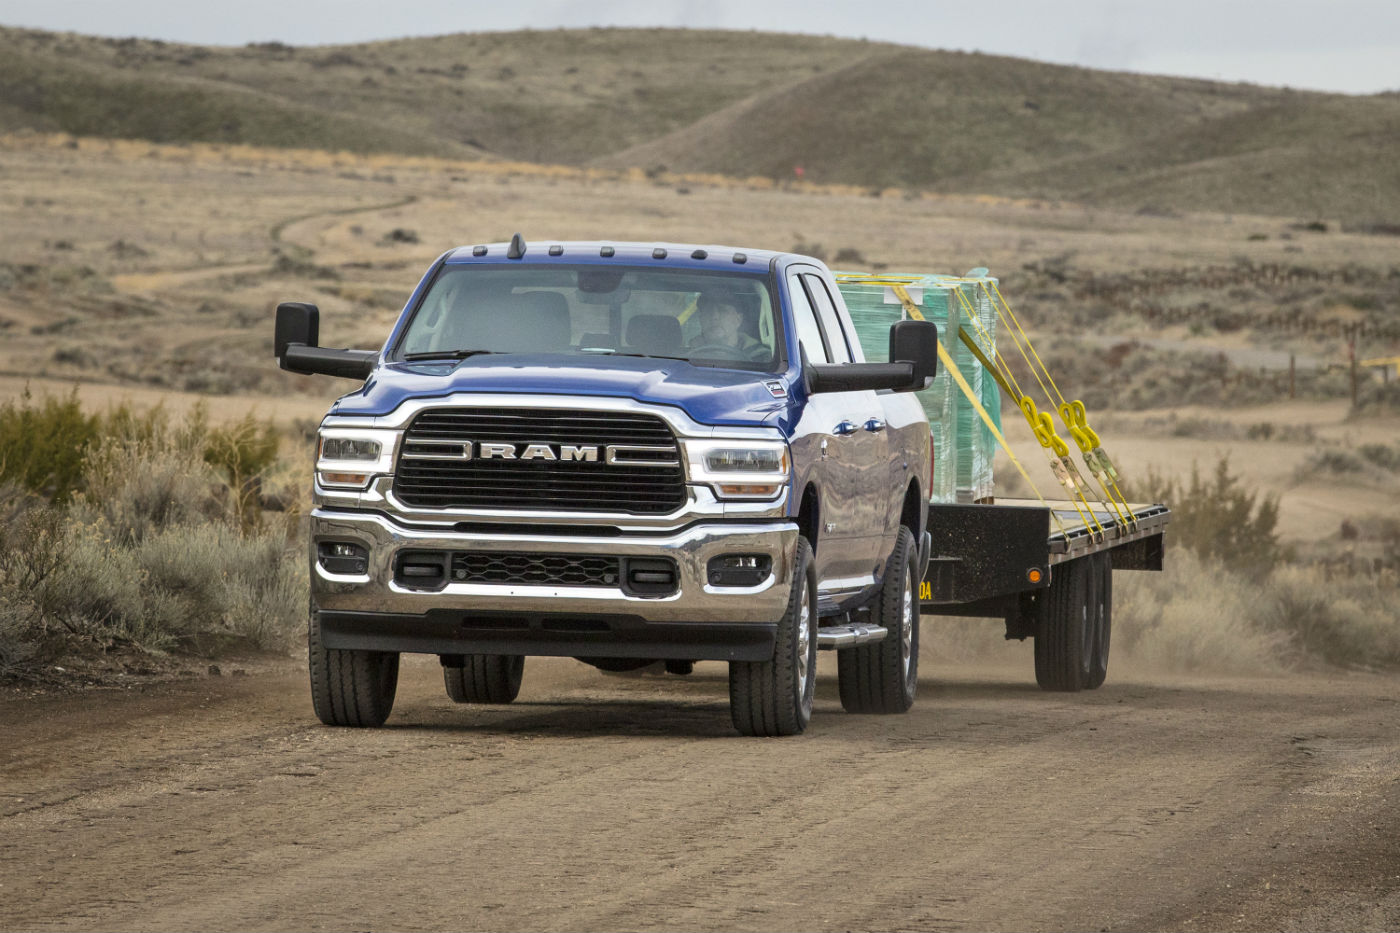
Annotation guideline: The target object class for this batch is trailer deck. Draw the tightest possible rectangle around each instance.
[921,498,1169,612]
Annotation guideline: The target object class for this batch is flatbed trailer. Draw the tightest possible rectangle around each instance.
[921,498,1170,690]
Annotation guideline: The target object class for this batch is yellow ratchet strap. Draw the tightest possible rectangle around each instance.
[965,282,1136,526]
[887,284,1068,539]
[946,292,1104,537]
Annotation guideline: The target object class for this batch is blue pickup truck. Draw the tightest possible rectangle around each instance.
[276,236,1167,736]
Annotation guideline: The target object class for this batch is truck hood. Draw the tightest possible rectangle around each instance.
[329,354,790,427]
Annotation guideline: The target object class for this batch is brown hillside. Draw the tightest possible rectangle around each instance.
[2,25,1396,220]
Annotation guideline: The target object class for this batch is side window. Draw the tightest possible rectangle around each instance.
[786,272,830,363]
[801,274,853,364]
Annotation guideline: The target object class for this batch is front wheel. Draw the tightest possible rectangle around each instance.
[728,537,817,737]
[838,526,920,714]
[308,607,399,727]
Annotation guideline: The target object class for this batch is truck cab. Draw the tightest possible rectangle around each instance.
[277,237,939,736]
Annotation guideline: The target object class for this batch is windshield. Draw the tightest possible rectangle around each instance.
[393,264,781,371]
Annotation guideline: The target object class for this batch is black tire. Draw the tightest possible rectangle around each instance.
[838,526,920,714]
[1085,552,1113,690]
[1034,556,1092,692]
[729,537,817,737]
[444,655,524,704]
[308,606,399,727]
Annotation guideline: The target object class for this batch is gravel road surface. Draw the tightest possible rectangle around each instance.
[3,651,1397,932]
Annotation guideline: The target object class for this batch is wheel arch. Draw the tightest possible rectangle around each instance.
[899,478,925,539]
[796,483,820,553]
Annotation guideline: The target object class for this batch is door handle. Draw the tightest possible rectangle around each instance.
[833,420,858,436]
[864,418,886,433]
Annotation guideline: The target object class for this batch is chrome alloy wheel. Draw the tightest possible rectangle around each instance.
[795,580,812,701]
[901,574,915,686]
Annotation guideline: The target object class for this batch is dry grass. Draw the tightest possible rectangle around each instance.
[921,551,1400,676]
[0,403,306,681]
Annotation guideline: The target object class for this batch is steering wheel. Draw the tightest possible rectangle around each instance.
[688,342,752,361]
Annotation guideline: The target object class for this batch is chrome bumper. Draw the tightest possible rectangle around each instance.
[310,509,799,625]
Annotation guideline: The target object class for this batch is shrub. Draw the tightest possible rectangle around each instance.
[1265,566,1400,668]
[0,402,304,680]
[1136,457,1282,574]
[0,389,99,502]
[1113,552,1290,673]
[204,413,280,530]
[1358,443,1400,473]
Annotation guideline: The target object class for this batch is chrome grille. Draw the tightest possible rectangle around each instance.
[393,408,686,513]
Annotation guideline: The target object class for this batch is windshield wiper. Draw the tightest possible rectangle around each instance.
[608,352,690,362]
[402,349,497,362]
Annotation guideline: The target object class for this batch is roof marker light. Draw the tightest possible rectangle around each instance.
[600,246,615,257]
[733,252,747,264]
[548,244,563,256]
[472,245,487,257]
[507,232,526,259]
[653,247,668,259]
[691,249,708,260]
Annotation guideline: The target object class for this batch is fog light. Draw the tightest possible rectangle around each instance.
[318,541,368,575]
[707,553,772,587]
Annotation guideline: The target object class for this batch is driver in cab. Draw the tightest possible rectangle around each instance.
[691,294,769,361]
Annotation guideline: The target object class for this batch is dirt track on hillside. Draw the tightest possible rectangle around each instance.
[2,650,1397,932]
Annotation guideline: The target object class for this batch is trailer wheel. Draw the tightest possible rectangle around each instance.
[1034,556,1091,692]
[1085,553,1112,690]
[729,537,817,737]
[444,655,524,704]
[308,606,399,727]
[838,526,920,714]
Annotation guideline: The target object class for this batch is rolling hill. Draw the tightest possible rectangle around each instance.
[2,25,1396,222]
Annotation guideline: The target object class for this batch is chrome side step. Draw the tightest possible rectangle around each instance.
[816,623,888,650]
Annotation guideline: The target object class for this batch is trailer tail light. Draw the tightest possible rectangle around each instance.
[1027,568,1043,584]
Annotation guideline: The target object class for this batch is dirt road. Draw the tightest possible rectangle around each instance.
[2,650,1397,932]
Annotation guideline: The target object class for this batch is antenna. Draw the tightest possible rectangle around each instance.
[507,232,527,259]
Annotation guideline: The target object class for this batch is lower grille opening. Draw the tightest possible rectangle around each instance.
[453,552,621,587]
[393,550,679,596]
[459,616,530,631]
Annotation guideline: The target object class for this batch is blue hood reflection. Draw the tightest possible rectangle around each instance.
[329,353,792,427]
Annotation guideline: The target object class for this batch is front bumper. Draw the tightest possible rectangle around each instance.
[310,509,798,661]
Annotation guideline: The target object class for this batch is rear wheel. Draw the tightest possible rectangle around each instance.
[308,607,399,727]
[838,527,920,714]
[1085,553,1113,690]
[1034,557,1091,692]
[729,537,817,737]
[443,654,524,704]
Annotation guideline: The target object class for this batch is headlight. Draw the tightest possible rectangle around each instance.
[316,428,400,489]
[685,440,790,500]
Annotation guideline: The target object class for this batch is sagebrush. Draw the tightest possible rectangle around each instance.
[0,399,305,680]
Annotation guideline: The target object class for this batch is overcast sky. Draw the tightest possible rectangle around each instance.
[2,0,1397,94]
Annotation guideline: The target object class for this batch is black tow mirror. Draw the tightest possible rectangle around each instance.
[275,301,378,379]
[890,319,939,390]
[275,302,320,358]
